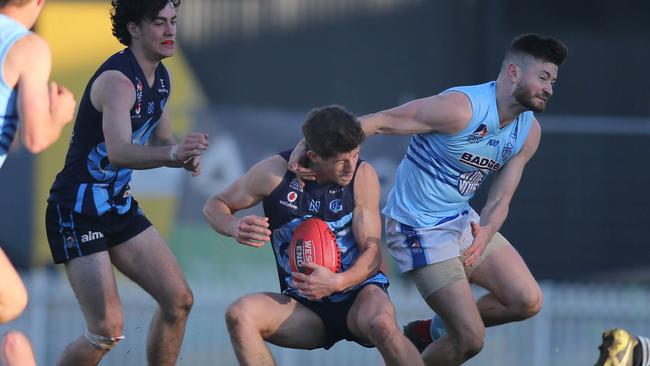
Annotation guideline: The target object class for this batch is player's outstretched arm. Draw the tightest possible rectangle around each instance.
[203,155,285,247]
[360,92,472,136]
[0,249,28,324]
[94,70,207,170]
[463,120,541,266]
[288,93,473,178]
[14,34,76,153]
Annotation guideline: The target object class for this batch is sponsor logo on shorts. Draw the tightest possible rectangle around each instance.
[81,231,105,243]
[459,152,501,171]
[64,234,77,249]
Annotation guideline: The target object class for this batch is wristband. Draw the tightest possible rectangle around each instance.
[169,144,179,161]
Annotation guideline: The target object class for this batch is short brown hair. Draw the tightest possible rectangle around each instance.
[302,105,365,159]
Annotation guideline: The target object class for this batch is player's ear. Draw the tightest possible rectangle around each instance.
[127,21,139,40]
[306,150,319,164]
[506,63,520,82]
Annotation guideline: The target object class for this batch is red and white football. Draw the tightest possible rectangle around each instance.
[289,218,341,275]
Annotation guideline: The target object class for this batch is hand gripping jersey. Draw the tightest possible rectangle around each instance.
[263,151,388,302]
[0,14,29,168]
[383,81,534,228]
[49,49,170,215]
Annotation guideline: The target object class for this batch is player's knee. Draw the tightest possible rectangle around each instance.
[456,332,484,361]
[448,325,484,361]
[514,287,542,320]
[93,313,125,338]
[161,286,194,321]
[367,311,399,342]
[224,300,253,336]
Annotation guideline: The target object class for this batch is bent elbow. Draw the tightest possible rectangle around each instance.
[106,151,128,169]
[0,293,28,324]
[23,136,50,154]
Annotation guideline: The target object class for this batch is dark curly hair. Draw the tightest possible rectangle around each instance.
[302,106,365,159]
[111,0,181,46]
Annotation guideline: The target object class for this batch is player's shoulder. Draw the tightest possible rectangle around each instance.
[90,69,136,109]
[11,32,50,60]
[93,70,134,93]
[248,154,288,185]
[354,161,379,185]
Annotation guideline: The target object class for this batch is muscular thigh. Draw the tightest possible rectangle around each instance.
[64,251,122,331]
[108,226,189,307]
[424,279,483,340]
[468,238,539,304]
[237,292,328,349]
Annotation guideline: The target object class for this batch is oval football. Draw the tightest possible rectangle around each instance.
[289,218,341,275]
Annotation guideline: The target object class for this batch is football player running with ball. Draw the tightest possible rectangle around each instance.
[203,105,423,366]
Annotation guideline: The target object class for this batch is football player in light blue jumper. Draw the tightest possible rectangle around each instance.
[290,33,568,366]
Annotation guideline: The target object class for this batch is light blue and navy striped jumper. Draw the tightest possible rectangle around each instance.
[48,48,170,215]
[0,14,29,169]
[263,150,389,302]
[383,81,535,228]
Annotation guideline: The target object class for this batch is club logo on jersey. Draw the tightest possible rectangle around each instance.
[81,231,105,243]
[329,199,343,213]
[309,199,321,212]
[466,124,488,143]
[458,170,484,196]
[289,178,304,192]
[459,152,501,171]
[502,142,514,160]
[147,102,155,114]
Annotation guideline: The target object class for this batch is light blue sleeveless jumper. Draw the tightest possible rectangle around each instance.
[382,81,535,228]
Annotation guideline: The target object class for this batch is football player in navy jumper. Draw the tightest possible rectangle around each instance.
[45,1,206,365]
[203,106,423,366]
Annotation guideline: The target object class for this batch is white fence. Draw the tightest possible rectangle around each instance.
[2,270,650,365]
